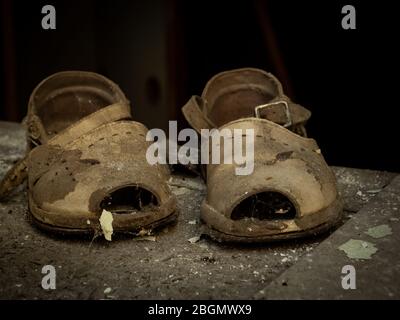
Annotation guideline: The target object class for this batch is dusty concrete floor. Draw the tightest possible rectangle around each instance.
[0,121,398,299]
[258,175,400,299]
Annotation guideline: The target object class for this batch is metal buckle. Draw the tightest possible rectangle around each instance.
[254,100,293,128]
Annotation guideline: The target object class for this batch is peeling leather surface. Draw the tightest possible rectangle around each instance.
[182,68,342,241]
[1,71,177,233]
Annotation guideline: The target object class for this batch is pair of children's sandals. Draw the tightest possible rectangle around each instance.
[0,68,342,242]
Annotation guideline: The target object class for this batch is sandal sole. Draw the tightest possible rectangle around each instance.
[200,196,343,243]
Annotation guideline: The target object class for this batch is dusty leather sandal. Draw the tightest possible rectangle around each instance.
[182,68,342,242]
[0,71,177,237]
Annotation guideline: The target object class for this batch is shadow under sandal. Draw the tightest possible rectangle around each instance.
[0,71,177,238]
[182,68,343,243]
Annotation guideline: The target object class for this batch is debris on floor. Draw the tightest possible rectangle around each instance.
[137,228,152,237]
[170,187,190,196]
[188,236,201,243]
[134,236,157,242]
[365,224,392,239]
[99,209,114,241]
[338,239,378,260]
[168,176,205,191]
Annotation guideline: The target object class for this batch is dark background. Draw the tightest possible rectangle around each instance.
[0,0,398,172]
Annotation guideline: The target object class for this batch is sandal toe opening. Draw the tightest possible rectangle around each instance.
[100,186,159,215]
[230,191,297,221]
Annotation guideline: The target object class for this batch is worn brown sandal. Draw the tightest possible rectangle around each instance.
[0,71,177,237]
[182,68,342,242]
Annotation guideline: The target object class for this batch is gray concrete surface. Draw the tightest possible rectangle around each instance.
[256,175,400,299]
[0,121,398,299]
